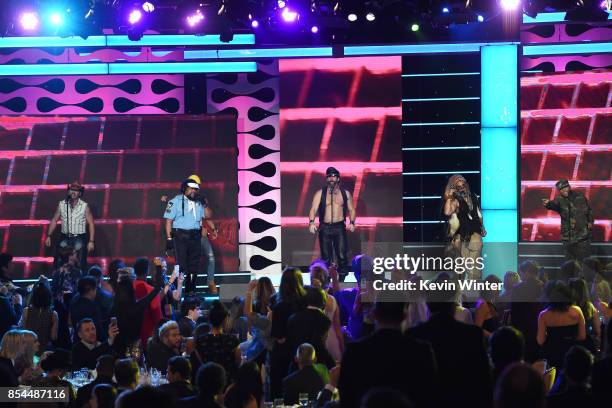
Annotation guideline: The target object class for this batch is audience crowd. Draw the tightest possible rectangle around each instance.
[1,250,611,408]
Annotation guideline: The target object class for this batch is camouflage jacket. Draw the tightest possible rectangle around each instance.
[545,191,594,243]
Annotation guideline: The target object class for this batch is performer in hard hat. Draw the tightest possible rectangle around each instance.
[164,175,217,296]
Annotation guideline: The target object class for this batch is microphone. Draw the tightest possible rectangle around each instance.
[65,194,71,203]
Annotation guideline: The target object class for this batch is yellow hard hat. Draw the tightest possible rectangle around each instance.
[187,174,201,185]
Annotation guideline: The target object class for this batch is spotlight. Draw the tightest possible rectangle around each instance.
[128,9,143,24]
[281,7,298,22]
[411,23,419,31]
[500,0,520,11]
[365,12,375,21]
[602,0,611,11]
[347,13,357,22]
[142,2,155,13]
[278,0,286,8]
[50,12,63,27]
[251,19,259,28]
[20,12,39,30]
[442,7,450,13]
[311,25,319,33]
[186,10,204,27]
[477,14,484,22]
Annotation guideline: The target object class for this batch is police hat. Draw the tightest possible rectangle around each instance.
[555,179,570,190]
[326,167,340,177]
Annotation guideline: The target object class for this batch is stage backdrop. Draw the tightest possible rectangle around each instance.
[520,69,611,242]
[279,57,403,267]
[0,114,239,281]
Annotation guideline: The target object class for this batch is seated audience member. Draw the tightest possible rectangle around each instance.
[569,278,600,352]
[89,384,117,408]
[70,276,103,342]
[224,361,263,408]
[339,299,437,408]
[581,256,601,285]
[158,356,197,400]
[494,363,546,408]
[496,271,520,314]
[406,275,492,408]
[592,317,612,406]
[336,255,375,340]
[287,286,334,369]
[547,345,594,408]
[537,281,586,369]
[32,349,76,406]
[559,260,582,282]
[0,282,22,341]
[72,318,118,370]
[360,388,414,408]
[0,329,23,386]
[115,386,176,408]
[178,298,201,338]
[511,260,544,362]
[19,279,58,354]
[180,362,226,408]
[283,343,326,405]
[114,358,140,395]
[475,275,502,337]
[148,321,182,374]
[76,355,117,408]
[190,300,240,384]
[14,330,42,385]
[194,322,211,338]
[489,326,525,382]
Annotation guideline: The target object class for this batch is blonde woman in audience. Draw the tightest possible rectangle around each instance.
[14,330,42,385]
[497,271,520,314]
[0,329,24,386]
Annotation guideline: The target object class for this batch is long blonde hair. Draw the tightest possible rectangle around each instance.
[444,174,474,210]
[0,330,23,360]
[19,330,38,365]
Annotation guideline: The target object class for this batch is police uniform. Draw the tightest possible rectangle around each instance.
[164,194,205,294]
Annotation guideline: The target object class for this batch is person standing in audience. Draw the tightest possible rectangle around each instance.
[241,278,274,369]
[180,362,226,408]
[592,317,612,406]
[75,355,117,408]
[70,276,103,343]
[547,345,594,408]
[537,281,586,369]
[51,249,82,349]
[497,271,520,315]
[0,281,23,341]
[153,257,183,320]
[190,300,240,385]
[475,275,502,337]
[542,178,593,261]
[72,318,118,370]
[158,356,197,400]
[310,262,344,361]
[110,266,163,357]
[19,278,57,354]
[287,286,335,369]
[282,343,326,405]
[569,278,600,352]
[269,267,306,399]
[226,296,248,342]
[86,266,113,333]
[406,275,492,408]
[148,321,182,374]
[133,258,163,351]
[340,299,438,408]
[511,260,544,362]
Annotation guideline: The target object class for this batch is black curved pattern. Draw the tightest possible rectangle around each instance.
[37,97,104,113]
[241,162,276,178]
[241,236,277,252]
[524,25,556,38]
[211,87,276,104]
[113,97,180,113]
[76,78,142,94]
[249,254,280,271]
[239,124,276,140]
[0,78,65,94]
[248,106,278,122]
[0,97,27,112]
[247,70,277,85]
[249,144,279,160]
[239,199,276,215]
[249,181,279,197]
[151,79,182,94]
[249,218,279,234]
[210,73,239,85]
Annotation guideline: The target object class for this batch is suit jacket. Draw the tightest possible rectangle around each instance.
[283,365,326,405]
[287,308,334,369]
[75,376,117,408]
[70,295,104,342]
[510,277,543,360]
[178,317,196,338]
[0,357,19,387]
[407,313,492,408]
[338,328,437,408]
[158,380,197,400]
[0,295,21,340]
[147,341,180,374]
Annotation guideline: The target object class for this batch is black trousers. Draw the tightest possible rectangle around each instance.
[563,240,590,261]
[173,229,202,294]
[54,233,88,272]
[319,222,349,275]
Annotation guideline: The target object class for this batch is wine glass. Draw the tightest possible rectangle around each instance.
[299,393,309,407]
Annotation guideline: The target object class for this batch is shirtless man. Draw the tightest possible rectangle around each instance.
[308,167,356,278]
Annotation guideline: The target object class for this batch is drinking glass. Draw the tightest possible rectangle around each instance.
[273,398,284,407]
[299,393,309,407]
[263,403,273,408]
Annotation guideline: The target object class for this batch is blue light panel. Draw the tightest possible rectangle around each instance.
[481,128,517,209]
[216,47,333,59]
[523,42,612,56]
[0,36,107,48]
[107,34,255,47]
[108,61,257,74]
[481,45,517,128]
[0,63,108,76]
